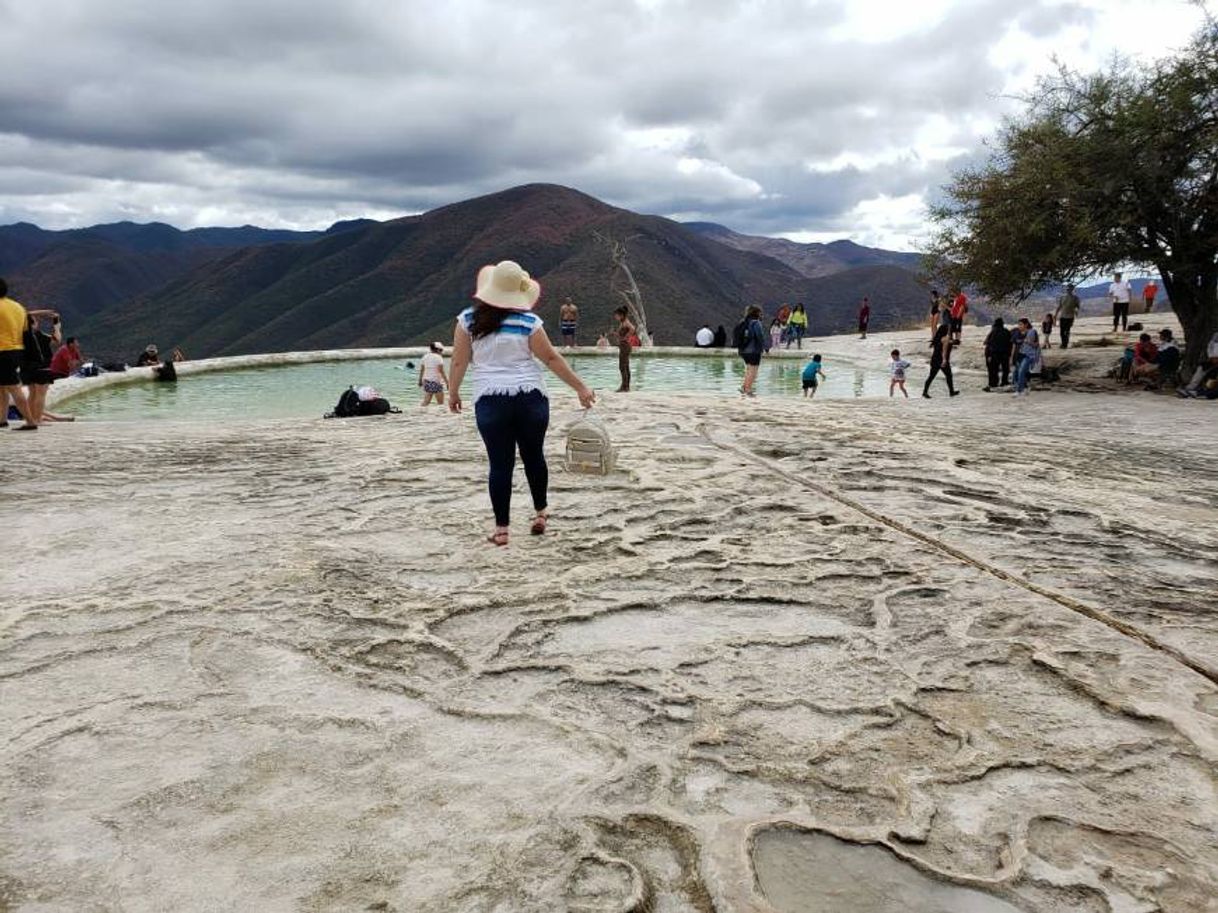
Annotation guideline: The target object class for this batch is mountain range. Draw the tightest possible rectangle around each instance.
[0,185,929,360]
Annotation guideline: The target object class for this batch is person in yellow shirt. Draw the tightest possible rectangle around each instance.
[786,302,809,349]
[0,277,41,430]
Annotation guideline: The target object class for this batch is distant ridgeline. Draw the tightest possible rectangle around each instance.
[1,185,928,359]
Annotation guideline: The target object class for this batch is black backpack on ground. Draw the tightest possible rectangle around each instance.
[357,397,392,416]
[326,387,400,419]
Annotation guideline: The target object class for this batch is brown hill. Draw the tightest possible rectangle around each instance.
[0,221,326,331]
[684,222,922,277]
[8,237,220,329]
[77,185,930,359]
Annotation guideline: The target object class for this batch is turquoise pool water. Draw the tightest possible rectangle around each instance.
[62,354,891,422]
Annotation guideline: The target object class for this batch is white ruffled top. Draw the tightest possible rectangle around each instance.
[458,306,548,403]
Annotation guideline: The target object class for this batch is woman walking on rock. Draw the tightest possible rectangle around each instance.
[736,305,766,397]
[922,323,960,399]
[449,260,596,546]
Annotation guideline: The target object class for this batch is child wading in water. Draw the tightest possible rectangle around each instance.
[889,349,910,397]
[802,354,826,398]
[418,341,448,406]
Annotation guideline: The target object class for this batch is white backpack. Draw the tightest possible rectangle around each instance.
[565,411,616,475]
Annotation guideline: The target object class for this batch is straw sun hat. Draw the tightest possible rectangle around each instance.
[473,260,541,311]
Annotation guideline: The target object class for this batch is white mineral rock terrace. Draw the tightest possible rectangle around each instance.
[2,318,1216,912]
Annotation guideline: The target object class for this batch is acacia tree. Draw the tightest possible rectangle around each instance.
[592,231,653,347]
[926,21,1218,370]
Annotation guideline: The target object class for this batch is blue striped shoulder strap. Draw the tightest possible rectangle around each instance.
[457,307,542,334]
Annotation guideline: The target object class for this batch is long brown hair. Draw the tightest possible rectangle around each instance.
[469,302,511,339]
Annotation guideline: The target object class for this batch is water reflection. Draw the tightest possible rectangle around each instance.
[66,353,892,422]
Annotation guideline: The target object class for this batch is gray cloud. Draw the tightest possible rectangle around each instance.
[0,0,1176,246]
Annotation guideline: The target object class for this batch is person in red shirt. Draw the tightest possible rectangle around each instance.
[949,289,968,344]
[857,297,871,339]
[1128,333,1158,384]
[49,336,82,378]
[1142,279,1159,313]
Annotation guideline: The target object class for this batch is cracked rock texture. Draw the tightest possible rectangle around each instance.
[2,378,1216,911]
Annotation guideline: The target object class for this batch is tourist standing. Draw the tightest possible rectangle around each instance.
[1055,283,1080,349]
[983,318,1012,390]
[1142,278,1159,313]
[889,349,910,398]
[858,297,871,339]
[769,318,783,351]
[21,312,61,427]
[1041,312,1055,349]
[949,288,968,344]
[695,325,714,347]
[737,305,766,397]
[1013,318,1041,396]
[448,260,595,546]
[0,279,40,431]
[787,303,808,349]
[613,307,635,392]
[712,325,727,348]
[1108,272,1132,332]
[559,297,579,347]
[418,341,448,407]
[922,324,959,398]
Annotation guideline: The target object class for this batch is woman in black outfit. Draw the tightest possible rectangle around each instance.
[21,311,60,426]
[922,324,959,398]
[983,317,1012,390]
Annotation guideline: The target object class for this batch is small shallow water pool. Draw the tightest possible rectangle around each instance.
[61,354,891,422]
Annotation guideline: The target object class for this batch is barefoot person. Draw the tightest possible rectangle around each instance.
[802,353,826,398]
[857,297,871,339]
[448,260,595,547]
[21,311,61,427]
[736,305,766,397]
[0,279,41,431]
[559,297,579,347]
[418,341,448,407]
[889,349,910,398]
[612,307,634,392]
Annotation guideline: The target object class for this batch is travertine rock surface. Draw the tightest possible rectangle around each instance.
[3,328,1216,911]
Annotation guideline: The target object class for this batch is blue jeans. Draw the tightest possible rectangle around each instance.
[474,390,550,526]
[1014,354,1034,392]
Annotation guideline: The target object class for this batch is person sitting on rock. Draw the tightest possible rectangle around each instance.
[1133,328,1180,385]
[1179,330,1218,398]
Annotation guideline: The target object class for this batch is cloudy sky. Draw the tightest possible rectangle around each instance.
[0,0,1206,249]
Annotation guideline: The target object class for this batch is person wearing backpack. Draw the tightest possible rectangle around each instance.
[735,305,766,397]
[448,260,596,547]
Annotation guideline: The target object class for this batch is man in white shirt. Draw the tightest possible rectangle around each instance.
[695,325,714,347]
[1108,271,1133,332]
